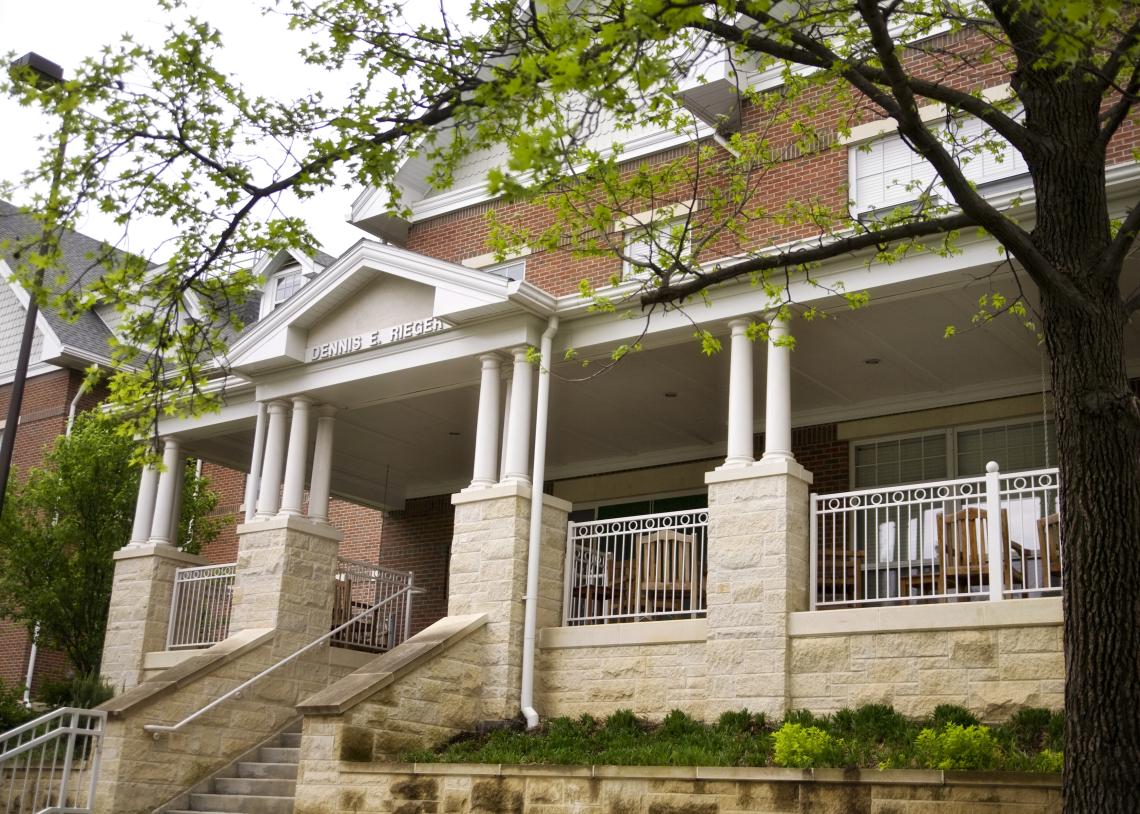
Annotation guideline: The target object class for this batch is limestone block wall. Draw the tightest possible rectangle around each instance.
[537,621,708,720]
[291,762,1061,814]
[94,630,357,814]
[704,462,812,718]
[448,484,569,721]
[101,545,206,692]
[790,618,1064,719]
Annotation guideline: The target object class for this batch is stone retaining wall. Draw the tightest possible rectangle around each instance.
[291,762,1061,814]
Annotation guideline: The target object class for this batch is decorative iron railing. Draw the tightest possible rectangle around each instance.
[563,509,708,625]
[810,463,1061,609]
[0,707,106,814]
[330,559,416,652]
[166,562,236,649]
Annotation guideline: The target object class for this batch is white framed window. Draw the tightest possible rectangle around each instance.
[853,430,950,490]
[850,114,1028,216]
[259,265,306,317]
[623,217,690,280]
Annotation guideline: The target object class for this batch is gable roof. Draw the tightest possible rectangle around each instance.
[227,237,554,372]
[0,200,122,365]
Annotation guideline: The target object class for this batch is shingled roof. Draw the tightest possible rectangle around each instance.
[0,200,122,364]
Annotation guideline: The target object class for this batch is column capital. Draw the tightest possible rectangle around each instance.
[315,404,339,419]
[479,353,503,369]
[510,345,531,362]
[290,395,314,408]
[727,317,752,334]
[160,435,181,448]
[265,399,290,415]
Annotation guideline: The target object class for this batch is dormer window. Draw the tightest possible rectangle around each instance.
[272,266,305,308]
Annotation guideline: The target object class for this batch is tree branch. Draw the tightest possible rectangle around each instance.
[639,212,977,307]
[854,0,1084,306]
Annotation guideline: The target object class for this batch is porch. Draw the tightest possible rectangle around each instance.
[561,463,1062,626]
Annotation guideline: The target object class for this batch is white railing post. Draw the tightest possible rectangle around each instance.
[165,572,184,650]
[403,572,415,643]
[562,521,576,626]
[809,493,819,611]
[984,461,1006,601]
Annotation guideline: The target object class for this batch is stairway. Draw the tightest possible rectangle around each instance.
[163,723,300,814]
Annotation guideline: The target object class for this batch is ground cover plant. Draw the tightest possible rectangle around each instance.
[402,704,1063,773]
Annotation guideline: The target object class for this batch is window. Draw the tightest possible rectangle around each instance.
[568,492,707,524]
[956,419,1055,476]
[623,217,689,280]
[271,267,305,308]
[850,115,1028,216]
[854,432,948,489]
[852,418,1055,490]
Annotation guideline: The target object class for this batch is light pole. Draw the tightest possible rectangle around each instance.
[0,52,66,520]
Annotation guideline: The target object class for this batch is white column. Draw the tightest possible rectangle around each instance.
[308,405,337,523]
[148,437,182,545]
[762,317,794,461]
[724,319,755,467]
[128,463,159,545]
[165,457,186,545]
[244,402,268,522]
[279,396,313,516]
[499,375,513,482]
[502,346,534,483]
[470,354,502,488]
[256,400,290,518]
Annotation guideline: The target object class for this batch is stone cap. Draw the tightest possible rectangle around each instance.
[113,544,208,565]
[98,628,274,717]
[335,762,1061,789]
[236,514,345,542]
[297,614,487,715]
[452,481,573,512]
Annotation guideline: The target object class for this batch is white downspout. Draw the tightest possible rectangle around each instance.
[24,382,88,705]
[520,316,558,729]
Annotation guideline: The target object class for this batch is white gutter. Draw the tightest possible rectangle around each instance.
[520,316,558,729]
[24,382,88,705]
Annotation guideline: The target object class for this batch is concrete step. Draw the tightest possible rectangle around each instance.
[233,762,298,780]
[258,746,299,764]
[213,777,296,797]
[189,793,294,814]
[274,732,301,749]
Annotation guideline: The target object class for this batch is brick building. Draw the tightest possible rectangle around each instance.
[11,22,1140,814]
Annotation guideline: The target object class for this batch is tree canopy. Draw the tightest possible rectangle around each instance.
[0,413,218,679]
[3,0,1140,809]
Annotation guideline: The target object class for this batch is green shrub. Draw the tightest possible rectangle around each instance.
[772,723,843,768]
[39,672,115,709]
[716,709,767,735]
[0,679,33,732]
[1032,748,1064,773]
[832,704,913,746]
[929,704,980,729]
[603,709,642,736]
[1046,710,1065,752]
[1000,707,1053,752]
[914,724,1002,771]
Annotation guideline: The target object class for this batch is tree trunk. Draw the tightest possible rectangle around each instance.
[1017,56,1140,809]
[1042,286,1140,812]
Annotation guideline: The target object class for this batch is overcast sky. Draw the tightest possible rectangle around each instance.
[0,0,372,257]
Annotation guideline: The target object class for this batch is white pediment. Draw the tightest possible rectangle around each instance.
[227,239,514,374]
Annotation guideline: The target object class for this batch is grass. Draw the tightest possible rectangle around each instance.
[400,704,1064,773]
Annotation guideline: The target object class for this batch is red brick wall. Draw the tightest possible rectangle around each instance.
[377,494,454,636]
[0,368,92,692]
[751,423,849,496]
[403,28,1140,298]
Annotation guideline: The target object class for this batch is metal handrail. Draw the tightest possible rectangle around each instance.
[1,707,106,814]
[143,583,425,737]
